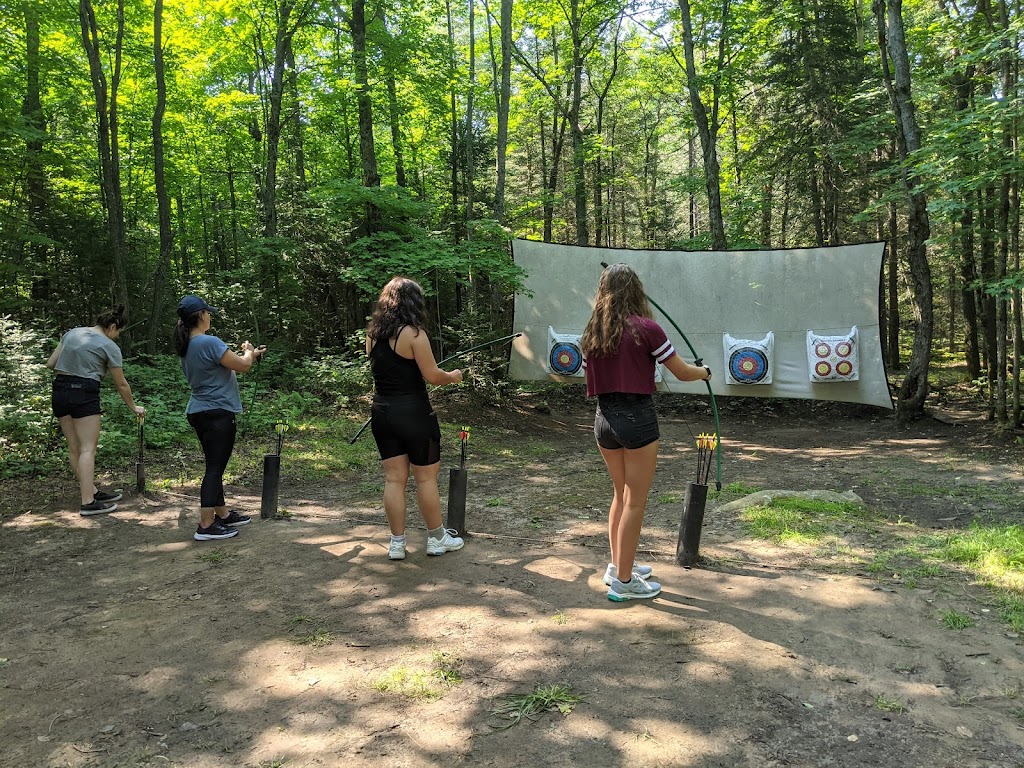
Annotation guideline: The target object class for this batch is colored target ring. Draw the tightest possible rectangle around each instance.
[728,348,769,384]
[836,360,854,376]
[549,342,582,375]
[835,341,853,357]
[814,361,832,377]
[814,342,832,358]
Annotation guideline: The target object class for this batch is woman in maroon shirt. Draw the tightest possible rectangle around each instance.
[581,264,711,601]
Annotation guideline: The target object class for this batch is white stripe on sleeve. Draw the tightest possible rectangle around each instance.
[652,340,675,363]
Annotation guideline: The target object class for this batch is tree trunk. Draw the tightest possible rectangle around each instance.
[875,0,933,420]
[150,0,173,354]
[79,0,129,311]
[351,0,380,234]
[676,0,728,250]
[23,0,49,308]
[493,0,512,223]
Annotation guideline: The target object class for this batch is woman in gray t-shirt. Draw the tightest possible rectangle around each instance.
[46,305,146,516]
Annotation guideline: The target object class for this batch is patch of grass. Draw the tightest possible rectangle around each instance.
[941,609,975,630]
[935,524,1024,592]
[551,610,571,625]
[274,509,293,520]
[709,481,757,501]
[485,497,507,507]
[741,497,865,545]
[195,546,237,565]
[288,615,334,648]
[372,652,464,699]
[873,695,905,713]
[1012,708,1024,720]
[489,684,584,728]
[657,492,682,504]
[432,651,464,686]
[998,593,1024,631]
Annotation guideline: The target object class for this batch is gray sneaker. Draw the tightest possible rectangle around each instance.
[426,528,464,556]
[607,575,661,602]
[603,563,655,586]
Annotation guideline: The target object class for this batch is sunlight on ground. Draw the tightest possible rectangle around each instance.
[524,557,586,582]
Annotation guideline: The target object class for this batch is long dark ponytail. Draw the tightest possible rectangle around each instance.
[96,304,128,330]
[174,310,202,357]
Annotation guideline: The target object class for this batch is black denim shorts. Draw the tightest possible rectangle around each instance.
[594,393,659,450]
[52,375,102,419]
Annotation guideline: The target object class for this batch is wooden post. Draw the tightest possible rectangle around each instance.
[676,481,708,567]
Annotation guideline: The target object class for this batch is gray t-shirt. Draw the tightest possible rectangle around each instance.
[54,327,123,381]
[181,334,242,414]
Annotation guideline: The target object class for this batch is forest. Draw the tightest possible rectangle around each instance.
[1,0,1022,443]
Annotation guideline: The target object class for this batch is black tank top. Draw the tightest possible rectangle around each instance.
[370,329,428,398]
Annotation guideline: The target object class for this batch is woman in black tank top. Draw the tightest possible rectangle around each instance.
[365,277,465,561]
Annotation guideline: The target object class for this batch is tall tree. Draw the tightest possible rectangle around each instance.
[79,0,130,310]
[149,0,173,353]
[875,0,933,419]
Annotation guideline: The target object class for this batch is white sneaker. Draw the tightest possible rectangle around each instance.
[388,537,407,560]
[607,574,661,601]
[603,562,654,586]
[426,528,464,556]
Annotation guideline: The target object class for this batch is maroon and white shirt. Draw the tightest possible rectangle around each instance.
[583,316,675,397]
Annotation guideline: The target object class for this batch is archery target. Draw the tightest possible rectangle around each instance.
[807,327,859,382]
[549,341,582,375]
[545,327,585,378]
[723,332,774,385]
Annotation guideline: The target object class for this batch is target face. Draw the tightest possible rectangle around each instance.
[835,360,854,376]
[549,342,582,375]
[835,341,853,357]
[815,361,832,377]
[728,348,770,384]
[814,342,832,358]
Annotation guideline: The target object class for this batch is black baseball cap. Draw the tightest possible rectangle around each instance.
[177,295,220,317]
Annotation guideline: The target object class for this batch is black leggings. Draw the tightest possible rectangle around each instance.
[187,409,237,508]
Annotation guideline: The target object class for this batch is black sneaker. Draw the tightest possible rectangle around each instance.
[81,499,118,516]
[193,521,239,541]
[94,490,123,503]
[216,510,252,527]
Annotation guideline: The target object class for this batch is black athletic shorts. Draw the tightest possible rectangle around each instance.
[370,394,442,466]
[52,375,102,419]
[594,393,660,450]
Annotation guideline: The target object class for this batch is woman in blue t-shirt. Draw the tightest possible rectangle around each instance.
[174,295,266,541]
[581,264,711,601]
[47,305,146,516]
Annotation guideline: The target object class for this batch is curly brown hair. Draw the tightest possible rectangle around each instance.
[367,277,429,343]
[580,263,652,357]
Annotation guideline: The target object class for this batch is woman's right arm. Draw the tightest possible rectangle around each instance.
[662,353,711,383]
[46,342,63,370]
[220,340,266,373]
[409,330,462,386]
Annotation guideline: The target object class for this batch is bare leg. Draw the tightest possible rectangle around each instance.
[382,455,411,535]
[599,441,659,579]
[200,505,229,528]
[410,461,443,530]
[62,415,101,505]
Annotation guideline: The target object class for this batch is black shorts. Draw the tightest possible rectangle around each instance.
[52,375,102,419]
[370,395,441,466]
[594,393,659,450]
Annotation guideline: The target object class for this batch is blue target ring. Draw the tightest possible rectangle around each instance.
[729,348,769,384]
[549,342,582,375]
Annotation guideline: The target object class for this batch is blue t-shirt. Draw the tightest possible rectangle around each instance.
[181,334,242,414]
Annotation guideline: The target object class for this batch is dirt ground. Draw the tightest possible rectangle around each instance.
[2,392,1023,768]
